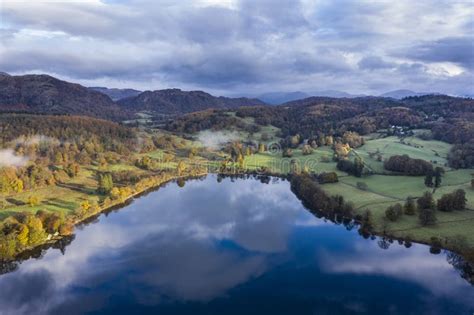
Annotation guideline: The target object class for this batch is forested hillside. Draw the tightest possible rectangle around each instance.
[0,74,130,120]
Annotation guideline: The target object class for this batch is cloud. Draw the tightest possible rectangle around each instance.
[403,36,474,70]
[1,0,473,95]
[358,56,395,70]
[0,149,28,167]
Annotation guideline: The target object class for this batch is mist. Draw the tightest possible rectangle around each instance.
[196,130,241,149]
[0,149,29,167]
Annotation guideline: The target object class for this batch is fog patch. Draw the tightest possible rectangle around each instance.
[0,149,28,167]
[13,135,60,146]
[196,130,241,149]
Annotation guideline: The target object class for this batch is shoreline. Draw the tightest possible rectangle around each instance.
[2,170,473,268]
[1,170,208,264]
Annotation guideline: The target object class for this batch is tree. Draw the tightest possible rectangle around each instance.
[97,173,113,194]
[25,215,46,245]
[65,162,80,178]
[424,173,433,187]
[334,143,350,159]
[419,208,437,226]
[11,178,23,193]
[434,167,444,188]
[417,191,435,210]
[188,147,198,159]
[453,189,467,210]
[282,148,293,158]
[110,187,121,200]
[353,157,364,177]
[0,235,17,259]
[437,189,467,211]
[80,200,91,212]
[325,135,334,146]
[27,195,40,207]
[290,159,300,174]
[177,161,186,176]
[317,172,338,184]
[385,203,403,221]
[237,153,245,169]
[360,210,374,232]
[404,196,416,215]
[16,224,29,246]
[245,147,252,156]
[302,144,313,155]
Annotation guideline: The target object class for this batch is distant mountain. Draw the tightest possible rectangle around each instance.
[118,89,266,114]
[312,90,365,98]
[258,90,364,105]
[380,89,430,99]
[89,86,142,101]
[258,92,310,105]
[0,73,130,120]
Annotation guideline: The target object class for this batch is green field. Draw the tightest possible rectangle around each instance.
[354,135,452,174]
[245,147,342,175]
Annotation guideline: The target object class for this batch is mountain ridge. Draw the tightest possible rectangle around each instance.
[117,88,267,114]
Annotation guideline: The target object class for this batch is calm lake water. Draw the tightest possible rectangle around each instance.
[0,175,473,315]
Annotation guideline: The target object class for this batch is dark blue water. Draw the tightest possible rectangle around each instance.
[0,175,472,315]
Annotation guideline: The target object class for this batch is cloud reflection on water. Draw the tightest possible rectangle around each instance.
[0,176,471,314]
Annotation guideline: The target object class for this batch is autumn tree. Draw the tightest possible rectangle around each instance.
[177,161,186,176]
[27,195,40,207]
[65,162,80,178]
[302,144,313,155]
[237,153,245,169]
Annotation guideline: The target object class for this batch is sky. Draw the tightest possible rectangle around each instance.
[0,0,473,96]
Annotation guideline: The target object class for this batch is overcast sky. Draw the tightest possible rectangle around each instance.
[1,0,473,96]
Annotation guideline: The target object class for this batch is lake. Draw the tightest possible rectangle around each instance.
[0,175,473,315]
